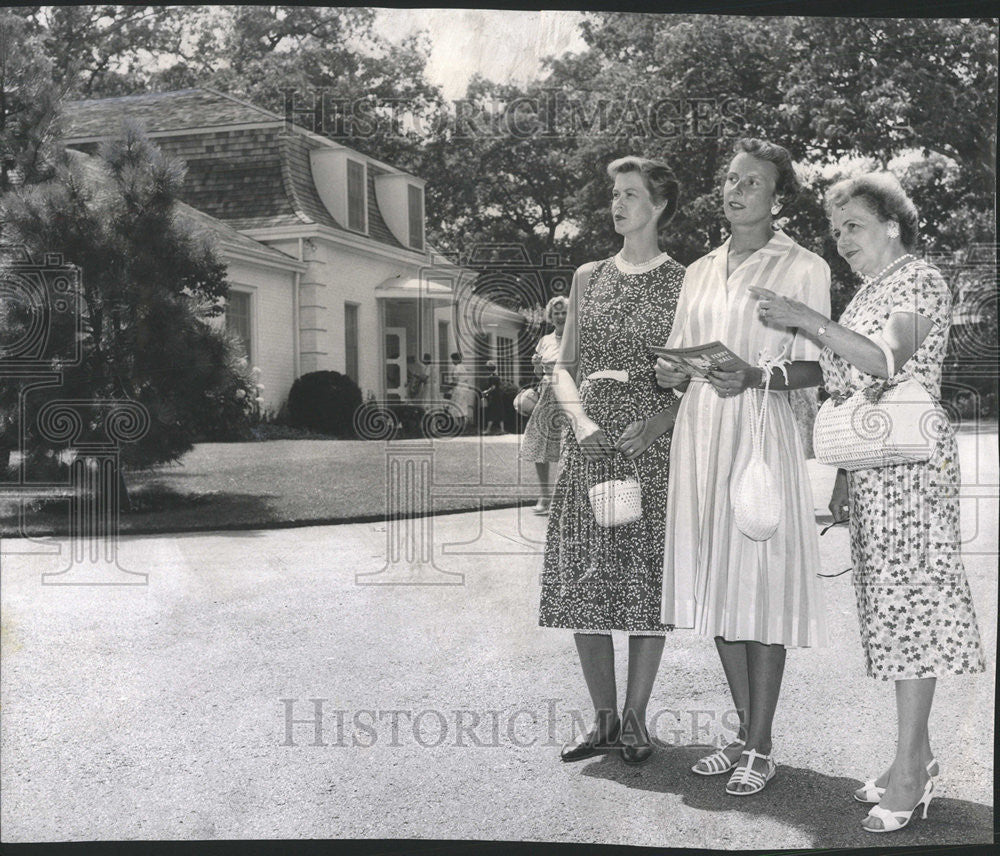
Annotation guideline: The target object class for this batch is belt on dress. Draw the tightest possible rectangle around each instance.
[586,370,629,382]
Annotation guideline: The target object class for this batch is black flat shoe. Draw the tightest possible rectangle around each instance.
[560,719,621,763]
[620,723,654,766]
[621,741,654,766]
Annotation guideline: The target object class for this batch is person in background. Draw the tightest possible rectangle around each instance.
[448,352,477,435]
[405,355,428,401]
[520,296,570,514]
[482,359,505,435]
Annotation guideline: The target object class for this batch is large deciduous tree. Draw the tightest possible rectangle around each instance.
[0,10,66,194]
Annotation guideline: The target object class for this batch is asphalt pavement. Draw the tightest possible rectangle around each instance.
[1,431,995,848]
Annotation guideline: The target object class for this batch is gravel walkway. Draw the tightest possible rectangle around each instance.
[1,432,995,847]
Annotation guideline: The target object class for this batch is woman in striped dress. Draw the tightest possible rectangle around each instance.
[656,139,829,795]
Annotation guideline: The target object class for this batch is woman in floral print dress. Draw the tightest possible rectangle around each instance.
[539,156,684,766]
[753,171,985,833]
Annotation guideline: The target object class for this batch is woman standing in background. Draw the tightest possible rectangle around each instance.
[520,296,569,514]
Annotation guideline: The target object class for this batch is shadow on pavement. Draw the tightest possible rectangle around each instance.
[579,742,993,849]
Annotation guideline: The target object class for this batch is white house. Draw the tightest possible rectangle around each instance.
[61,88,527,413]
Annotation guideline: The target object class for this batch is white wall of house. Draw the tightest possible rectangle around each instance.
[222,257,297,413]
[267,236,435,400]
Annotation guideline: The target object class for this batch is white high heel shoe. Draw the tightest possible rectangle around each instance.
[854,758,939,804]
[863,778,934,833]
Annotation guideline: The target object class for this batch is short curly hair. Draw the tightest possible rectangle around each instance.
[733,138,801,214]
[543,295,569,324]
[825,172,919,250]
[606,155,680,228]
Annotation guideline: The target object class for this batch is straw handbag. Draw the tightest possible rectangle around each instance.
[813,377,944,471]
[588,456,643,528]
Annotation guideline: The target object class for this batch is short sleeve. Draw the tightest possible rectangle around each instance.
[789,255,831,361]
[664,265,696,349]
[889,264,952,328]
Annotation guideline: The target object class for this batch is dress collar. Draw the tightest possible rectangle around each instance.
[705,229,795,261]
[613,250,674,275]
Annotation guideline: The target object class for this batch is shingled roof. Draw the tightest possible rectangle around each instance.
[62,88,282,138]
[63,148,299,266]
[61,89,414,253]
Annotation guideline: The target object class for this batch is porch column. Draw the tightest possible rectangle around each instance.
[298,259,329,374]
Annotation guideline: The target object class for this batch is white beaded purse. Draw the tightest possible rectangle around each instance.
[813,377,945,471]
[731,351,789,541]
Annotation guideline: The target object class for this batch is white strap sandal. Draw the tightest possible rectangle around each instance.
[854,758,939,804]
[725,748,777,796]
[691,738,745,776]
[863,779,934,833]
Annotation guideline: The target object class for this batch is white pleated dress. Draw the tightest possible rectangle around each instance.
[660,230,829,647]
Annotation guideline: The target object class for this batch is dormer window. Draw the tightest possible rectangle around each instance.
[347,158,367,232]
[408,184,424,250]
[372,170,427,252]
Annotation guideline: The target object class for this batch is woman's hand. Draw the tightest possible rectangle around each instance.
[615,410,676,460]
[655,357,691,389]
[828,469,850,523]
[706,366,762,398]
[572,415,616,460]
[748,286,816,329]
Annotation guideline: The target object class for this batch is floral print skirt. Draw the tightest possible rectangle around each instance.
[848,427,986,680]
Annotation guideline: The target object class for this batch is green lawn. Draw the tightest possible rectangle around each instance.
[5,421,993,538]
[0,436,545,537]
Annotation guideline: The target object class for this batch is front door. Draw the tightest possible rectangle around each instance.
[384,326,406,401]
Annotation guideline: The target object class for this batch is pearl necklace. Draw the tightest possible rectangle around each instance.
[614,250,671,275]
[862,253,915,286]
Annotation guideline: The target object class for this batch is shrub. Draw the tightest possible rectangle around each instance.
[387,403,424,438]
[287,370,362,437]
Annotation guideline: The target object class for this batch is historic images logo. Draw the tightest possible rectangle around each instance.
[282,87,747,141]
[280,697,742,749]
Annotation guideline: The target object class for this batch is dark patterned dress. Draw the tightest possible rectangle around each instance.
[539,252,684,633]
[819,260,986,680]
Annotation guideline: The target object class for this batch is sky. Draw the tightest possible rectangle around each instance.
[372,8,588,100]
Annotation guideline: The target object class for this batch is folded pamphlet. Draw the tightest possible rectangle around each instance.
[649,341,752,377]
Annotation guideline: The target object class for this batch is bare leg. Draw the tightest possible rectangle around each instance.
[859,688,935,796]
[725,641,785,792]
[534,463,551,508]
[621,634,665,744]
[863,678,936,830]
[714,637,751,762]
[744,642,785,753]
[573,632,618,737]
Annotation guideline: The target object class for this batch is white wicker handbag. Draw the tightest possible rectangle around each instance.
[731,352,789,541]
[813,376,945,471]
[588,456,643,528]
[513,386,539,417]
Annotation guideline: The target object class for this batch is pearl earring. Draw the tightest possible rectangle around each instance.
[886,221,900,239]
[771,205,782,216]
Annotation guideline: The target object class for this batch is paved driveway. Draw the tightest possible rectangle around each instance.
[1,432,995,847]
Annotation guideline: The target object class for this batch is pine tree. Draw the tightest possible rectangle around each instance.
[1,119,258,499]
